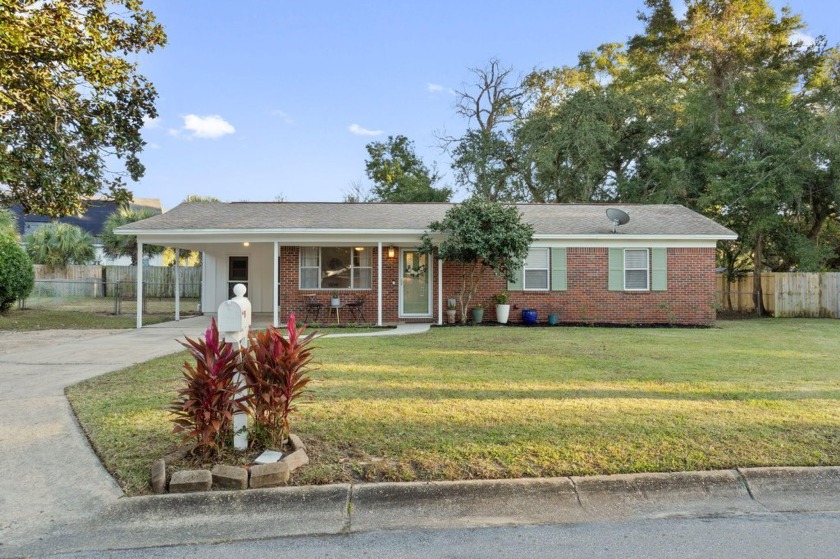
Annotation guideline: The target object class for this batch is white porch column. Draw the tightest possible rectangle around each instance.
[136,241,143,329]
[199,251,206,313]
[377,241,383,326]
[438,257,443,325]
[273,241,279,327]
[174,248,180,321]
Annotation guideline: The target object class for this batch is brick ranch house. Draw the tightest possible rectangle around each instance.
[117,202,736,328]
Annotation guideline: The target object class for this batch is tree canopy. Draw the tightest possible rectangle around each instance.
[0,0,167,217]
[363,135,452,202]
[101,207,163,265]
[0,207,18,239]
[24,221,95,268]
[420,197,533,322]
[439,1,840,310]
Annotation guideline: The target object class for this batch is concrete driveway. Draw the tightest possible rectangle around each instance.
[0,318,208,548]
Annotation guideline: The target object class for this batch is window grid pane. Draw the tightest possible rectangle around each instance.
[299,247,374,290]
[524,270,548,290]
[624,249,649,290]
[625,250,648,269]
[523,248,549,290]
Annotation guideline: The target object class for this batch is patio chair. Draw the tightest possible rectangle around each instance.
[345,295,366,324]
[302,294,323,323]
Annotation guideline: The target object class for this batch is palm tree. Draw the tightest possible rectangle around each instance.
[24,222,95,269]
[101,208,163,265]
[0,207,18,239]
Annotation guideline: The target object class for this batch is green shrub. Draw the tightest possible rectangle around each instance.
[0,234,34,312]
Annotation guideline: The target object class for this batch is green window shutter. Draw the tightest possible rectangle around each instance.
[551,248,567,291]
[507,267,523,291]
[651,248,667,291]
[608,248,624,291]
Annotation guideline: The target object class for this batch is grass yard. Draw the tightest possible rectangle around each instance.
[66,319,840,495]
[0,297,200,330]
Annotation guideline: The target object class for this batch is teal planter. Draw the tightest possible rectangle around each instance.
[548,313,559,325]
[472,307,484,324]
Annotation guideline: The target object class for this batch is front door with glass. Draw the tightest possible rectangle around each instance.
[400,250,431,316]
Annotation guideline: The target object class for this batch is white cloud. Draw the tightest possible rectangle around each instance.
[142,116,161,129]
[270,109,294,124]
[146,142,161,150]
[182,114,235,139]
[348,123,383,136]
[791,31,816,49]
[427,82,456,96]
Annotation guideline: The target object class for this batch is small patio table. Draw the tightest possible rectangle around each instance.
[328,304,345,324]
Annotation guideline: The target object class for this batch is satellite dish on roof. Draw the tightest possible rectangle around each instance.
[606,208,630,233]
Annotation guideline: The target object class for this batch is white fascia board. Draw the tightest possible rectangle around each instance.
[120,229,440,246]
[532,236,731,248]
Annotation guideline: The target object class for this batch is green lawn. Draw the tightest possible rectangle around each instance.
[0,297,200,330]
[66,319,840,495]
[0,308,174,330]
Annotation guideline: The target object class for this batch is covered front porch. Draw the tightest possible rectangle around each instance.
[132,238,445,329]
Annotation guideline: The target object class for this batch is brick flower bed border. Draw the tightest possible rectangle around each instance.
[151,434,309,494]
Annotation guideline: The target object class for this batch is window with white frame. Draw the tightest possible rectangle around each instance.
[624,249,649,290]
[523,248,549,290]
[299,247,372,289]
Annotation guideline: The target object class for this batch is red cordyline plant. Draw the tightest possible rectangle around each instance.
[243,312,320,446]
[168,317,249,455]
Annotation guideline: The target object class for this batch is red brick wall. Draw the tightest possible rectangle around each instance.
[440,247,717,326]
[279,246,404,324]
[279,246,718,326]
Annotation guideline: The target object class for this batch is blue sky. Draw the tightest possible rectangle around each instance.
[135,1,840,211]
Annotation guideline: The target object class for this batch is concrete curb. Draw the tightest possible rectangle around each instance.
[351,478,586,531]
[7,467,840,558]
[739,466,840,512]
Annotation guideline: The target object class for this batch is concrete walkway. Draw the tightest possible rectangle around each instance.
[0,319,838,557]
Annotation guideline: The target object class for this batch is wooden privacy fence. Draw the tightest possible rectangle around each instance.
[32,265,201,298]
[717,272,840,318]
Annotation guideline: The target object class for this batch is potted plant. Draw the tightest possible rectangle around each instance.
[548,311,559,325]
[446,301,457,324]
[330,291,340,307]
[494,292,510,324]
[471,303,484,324]
[522,308,538,325]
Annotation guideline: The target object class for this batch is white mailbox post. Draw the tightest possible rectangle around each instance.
[218,283,252,450]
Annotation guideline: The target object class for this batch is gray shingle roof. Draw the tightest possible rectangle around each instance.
[117,202,736,238]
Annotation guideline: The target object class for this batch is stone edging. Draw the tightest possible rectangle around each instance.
[151,434,309,494]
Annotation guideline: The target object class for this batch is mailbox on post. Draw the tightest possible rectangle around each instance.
[218,283,251,342]
[217,283,252,450]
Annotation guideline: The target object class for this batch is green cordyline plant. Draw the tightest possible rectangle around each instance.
[243,312,320,447]
[168,317,248,456]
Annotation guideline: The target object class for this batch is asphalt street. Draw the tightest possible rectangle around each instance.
[48,511,840,559]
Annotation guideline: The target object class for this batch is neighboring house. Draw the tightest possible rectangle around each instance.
[9,197,165,266]
[116,202,737,327]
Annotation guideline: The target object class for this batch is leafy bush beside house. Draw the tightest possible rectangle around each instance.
[0,234,34,312]
[420,197,533,323]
